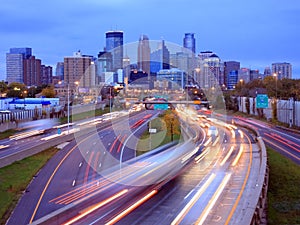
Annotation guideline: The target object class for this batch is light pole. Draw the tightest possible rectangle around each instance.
[273,73,277,99]
[58,81,70,134]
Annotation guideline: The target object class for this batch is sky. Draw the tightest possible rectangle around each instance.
[0,0,300,80]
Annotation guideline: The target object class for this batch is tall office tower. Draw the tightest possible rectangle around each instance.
[64,51,93,89]
[6,47,32,84]
[137,34,151,75]
[56,62,64,81]
[123,54,130,84]
[183,33,196,54]
[197,51,223,88]
[41,65,53,85]
[23,56,42,86]
[96,50,112,83]
[272,62,292,79]
[264,67,271,76]
[150,40,170,74]
[224,61,240,88]
[106,31,123,71]
[238,68,251,83]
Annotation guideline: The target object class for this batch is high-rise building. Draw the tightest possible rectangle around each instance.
[6,47,32,84]
[23,56,41,86]
[224,61,240,88]
[96,50,112,83]
[64,51,93,88]
[183,33,196,54]
[227,71,238,90]
[137,34,151,75]
[272,62,292,79]
[264,67,271,76]
[197,51,223,88]
[56,62,64,80]
[106,31,123,71]
[6,47,51,86]
[238,68,251,83]
[41,65,53,85]
[150,40,170,74]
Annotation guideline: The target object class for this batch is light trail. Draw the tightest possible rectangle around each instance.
[220,146,234,166]
[62,189,129,225]
[232,145,244,166]
[105,190,158,225]
[195,173,232,225]
[170,173,216,225]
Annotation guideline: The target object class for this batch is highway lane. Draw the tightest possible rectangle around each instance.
[235,117,300,165]
[7,110,158,225]
[113,117,256,225]
[7,110,263,225]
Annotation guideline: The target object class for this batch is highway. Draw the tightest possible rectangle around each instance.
[5,108,268,225]
[234,116,300,165]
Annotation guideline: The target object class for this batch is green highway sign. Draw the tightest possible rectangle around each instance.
[256,94,268,108]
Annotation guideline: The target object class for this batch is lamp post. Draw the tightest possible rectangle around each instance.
[239,79,244,112]
[58,81,70,134]
[273,73,277,99]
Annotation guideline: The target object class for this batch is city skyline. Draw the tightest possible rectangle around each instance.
[0,0,300,80]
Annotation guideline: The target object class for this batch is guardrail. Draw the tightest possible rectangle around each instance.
[0,133,75,168]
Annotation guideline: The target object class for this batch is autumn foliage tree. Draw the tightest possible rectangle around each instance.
[163,110,181,142]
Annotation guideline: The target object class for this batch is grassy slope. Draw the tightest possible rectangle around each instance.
[267,147,300,225]
[0,147,58,225]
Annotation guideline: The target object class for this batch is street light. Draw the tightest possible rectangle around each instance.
[58,81,71,134]
[273,73,277,99]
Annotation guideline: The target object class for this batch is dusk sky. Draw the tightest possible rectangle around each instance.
[1,0,300,80]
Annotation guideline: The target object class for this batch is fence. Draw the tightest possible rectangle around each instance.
[238,97,300,127]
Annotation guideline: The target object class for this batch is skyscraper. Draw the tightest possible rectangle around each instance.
[183,33,196,54]
[56,62,64,81]
[6,47,32,84]
[41,65,53,85]
[23,56,41,86]
[137,34,151,75]
[64,51,93,88]
[224,61,240,88]
[150,40,170,74]
[272,62,292,79]
[106,31,123,71]
[197,51,223,88]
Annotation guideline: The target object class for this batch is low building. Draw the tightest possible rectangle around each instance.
[8,98,59,110]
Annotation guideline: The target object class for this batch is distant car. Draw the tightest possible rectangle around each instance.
[207,126,218,137]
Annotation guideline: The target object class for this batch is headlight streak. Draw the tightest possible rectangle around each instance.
[104,190,158,225]
[170,173,216,225]
[10,130,45,140]
[195,173,232,225]
[194,147,210,164]
[232,145,244,166]
[203,137,212,147]
[62,189,129,225]
[238,130,244,139]
[220,146,235,166]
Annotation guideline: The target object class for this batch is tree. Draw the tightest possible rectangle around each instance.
[163,110,181,142]
[0,81,8,95]
[41,86,56,98]
[6,82,27,98]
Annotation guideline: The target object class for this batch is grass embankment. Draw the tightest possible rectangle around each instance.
[0,147,58,225]
[267,147,300,225]
[60,107,111,124]
[0,129,17,140]
[136,111,181,156]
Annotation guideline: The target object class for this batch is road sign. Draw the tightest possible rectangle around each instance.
[154,104,168,110]
[57,128,61,135]
[256,94,268,108]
